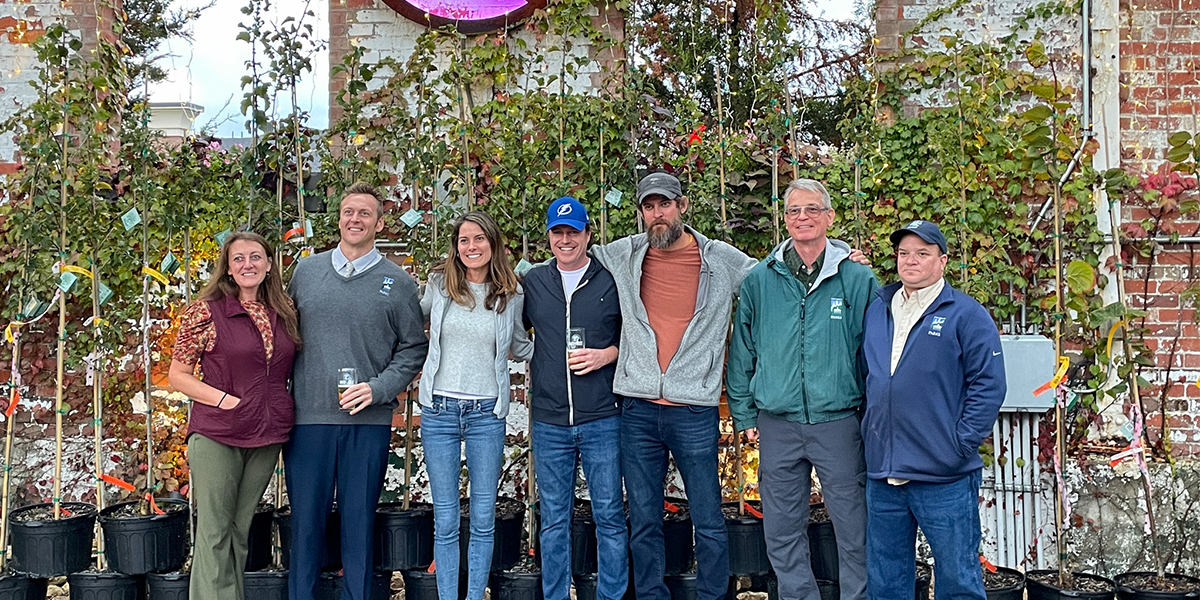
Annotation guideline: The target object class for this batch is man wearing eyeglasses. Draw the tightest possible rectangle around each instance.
[726,179,879,600]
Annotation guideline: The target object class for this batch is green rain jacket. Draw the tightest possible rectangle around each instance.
[725,238,880,431]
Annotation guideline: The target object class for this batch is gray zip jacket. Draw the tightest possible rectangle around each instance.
[590,226,757,406]
[419,272,534,418]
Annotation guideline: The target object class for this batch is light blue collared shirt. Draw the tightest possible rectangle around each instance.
[331,246,384,278]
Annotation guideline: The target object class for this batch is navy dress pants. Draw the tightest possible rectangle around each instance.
[284,424,391,600]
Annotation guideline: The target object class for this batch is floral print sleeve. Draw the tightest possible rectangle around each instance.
[173,302,215,366]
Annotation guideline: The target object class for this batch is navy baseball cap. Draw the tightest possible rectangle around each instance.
[547,196,588,231]
[889,219,948,254]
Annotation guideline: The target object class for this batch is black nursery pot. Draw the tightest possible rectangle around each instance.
[276,506,341,572]
[570,501,598,577]
[314,570,393,600]
[243,569,288,600]
[8,501,97,578]
[490,569,544,600]
[1115,572,1200,600]
[0,572,48,600]
[402,568,466,600]
[574,573,598,600]
[375,502,434,571]
[663,573,736,600]
[146,570,189,600]
[662,499,693,576]
[459,497,524,573]
[244,502,275,572]
[1027,570,1116,600]
[807,502,838,583]
[99,498,190,576]
[67,571,145,600]
[723,501,769,577]
[986,566,1027,600]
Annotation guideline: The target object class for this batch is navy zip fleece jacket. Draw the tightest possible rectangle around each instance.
[523,257,622,427]
[861,281,1006,483]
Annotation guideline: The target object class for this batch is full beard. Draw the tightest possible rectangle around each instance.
[647,219,684,250]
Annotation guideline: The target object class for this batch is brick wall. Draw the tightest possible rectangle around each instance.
[875,0,1200,459]
[0,0,115,175]
[327,0,622,125]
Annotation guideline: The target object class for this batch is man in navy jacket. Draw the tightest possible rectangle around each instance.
[860,220,1006,600]
[523,197,627,600]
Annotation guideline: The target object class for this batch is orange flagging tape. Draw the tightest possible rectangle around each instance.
[5,387,18,417]
[1033,356,1070,397]
[664,500,680,513]
[979,555,997,572]
[100,474,135,492]
[146,494,164,515]
[743,502,763,518]
[427,560,436,573]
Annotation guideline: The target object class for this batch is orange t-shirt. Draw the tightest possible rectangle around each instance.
[639,236,701,405]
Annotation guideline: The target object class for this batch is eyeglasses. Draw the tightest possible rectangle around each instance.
[784,206,829,218]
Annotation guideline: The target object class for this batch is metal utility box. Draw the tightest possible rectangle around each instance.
[998,335,1056,412]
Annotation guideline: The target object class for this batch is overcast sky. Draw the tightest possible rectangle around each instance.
[148,0,859,138]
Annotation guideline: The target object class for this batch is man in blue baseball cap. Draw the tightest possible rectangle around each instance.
[523,196,627,600]
[860,219,1006,600]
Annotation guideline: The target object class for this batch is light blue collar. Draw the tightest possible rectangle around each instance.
[332,246,383,277]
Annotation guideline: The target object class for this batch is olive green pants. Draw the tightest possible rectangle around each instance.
[188,434,281,600]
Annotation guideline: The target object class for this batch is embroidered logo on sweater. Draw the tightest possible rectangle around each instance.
[830,298,844,320]
[928,316,946,337]
[380,277,395,296]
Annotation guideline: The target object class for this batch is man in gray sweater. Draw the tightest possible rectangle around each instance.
[285,182,428,600]
[590,172,756,600]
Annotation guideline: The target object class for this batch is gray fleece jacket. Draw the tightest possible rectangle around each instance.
[590,226,757,406]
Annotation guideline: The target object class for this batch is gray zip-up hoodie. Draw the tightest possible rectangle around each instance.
[590,226,757,406]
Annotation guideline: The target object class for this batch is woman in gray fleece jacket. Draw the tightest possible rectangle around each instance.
[418,211,533,600]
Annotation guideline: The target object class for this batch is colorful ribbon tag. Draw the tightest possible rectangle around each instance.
[60,265,94,278]
[283,226,304,242]
[142,267,170,286]
[1033,356,1071,396]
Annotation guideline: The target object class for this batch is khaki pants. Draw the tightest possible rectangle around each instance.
[188,434,281,600]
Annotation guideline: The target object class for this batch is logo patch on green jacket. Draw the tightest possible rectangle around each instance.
[830,298,844,320]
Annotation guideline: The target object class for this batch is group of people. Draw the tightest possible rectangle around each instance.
[169,172,1008,600]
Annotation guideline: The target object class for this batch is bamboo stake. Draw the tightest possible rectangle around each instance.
[853,158,864,250]
[600,124,607,244]
[140,88,155,510]
[53,102,68,521]
[771,145,780,246]
[90,261,106,569]
[735,433,744,516]
[2,330,23,570]
[783,93,801,180]
[293,85,308,249]
[1105,194,1163,580]
[715,63,728,227]
[1052,179,1066,585]
[402,388,414,510]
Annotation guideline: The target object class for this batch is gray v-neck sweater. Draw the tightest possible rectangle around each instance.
[288,249,429,426]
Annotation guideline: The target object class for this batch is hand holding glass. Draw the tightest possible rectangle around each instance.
[337,368,357,409]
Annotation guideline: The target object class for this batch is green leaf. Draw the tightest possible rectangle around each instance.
[1167,131,1192,146]
[1066,260,1096,294]
[1166,145,1192,163]
[1025,40,1048,67]
[1022,106,1053,122]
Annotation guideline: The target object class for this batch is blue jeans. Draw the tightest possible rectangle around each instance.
[621,399,728,600]
[421,396,506,600]
[866,470,985,600]
[532,417,628,600]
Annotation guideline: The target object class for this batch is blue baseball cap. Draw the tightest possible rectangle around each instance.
[547,196,589,231]
[890,219,948,254]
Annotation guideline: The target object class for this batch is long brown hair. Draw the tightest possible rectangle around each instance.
[431,211,520,313]
[196,231,302,347]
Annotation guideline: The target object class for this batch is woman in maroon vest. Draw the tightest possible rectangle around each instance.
[169,231,301,600]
